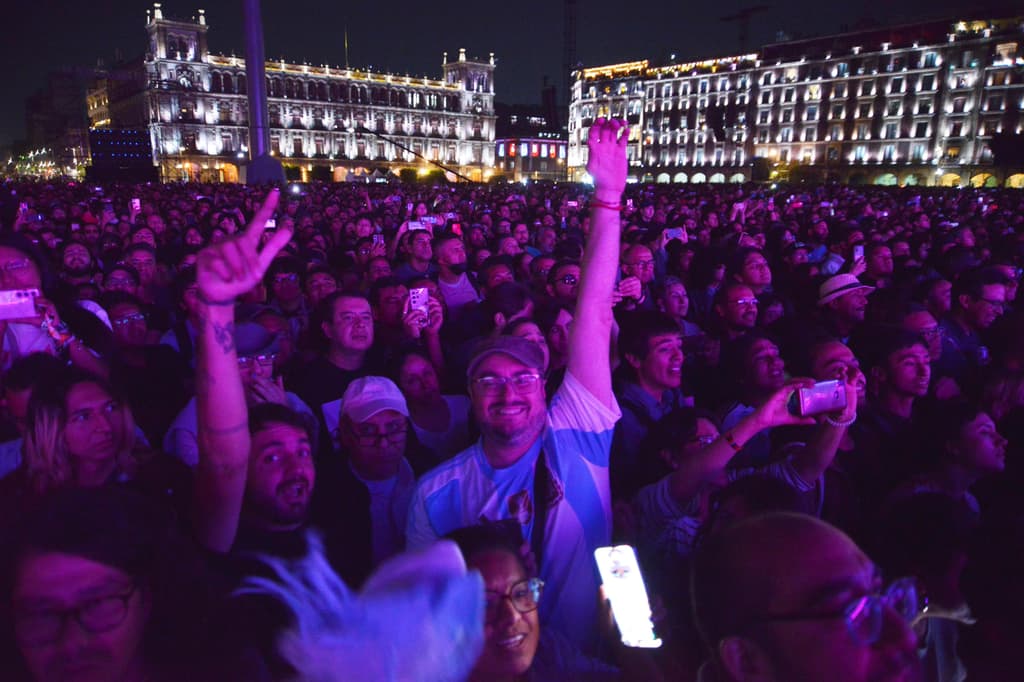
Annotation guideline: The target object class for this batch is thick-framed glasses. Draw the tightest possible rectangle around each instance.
[484,578,544,624]
[14,585,138,647]
[472,373,543,396]
[351,419,407,445]
[238,353,278,369]
[753,577,922,646]
[112,312,146,327]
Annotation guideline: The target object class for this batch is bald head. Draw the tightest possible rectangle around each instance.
[691,513,870,650]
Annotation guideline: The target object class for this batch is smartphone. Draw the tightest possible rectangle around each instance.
[594,545,661,648]
[853,244,865,261]
[372,233,385,246]
[665,227,685,242]
[567,200,579,208]
[408,221,426,231]
[409,287,430,325]
[626,199,634,210]
[131,198,141,213]
[788,380,847,417]
[0,289,40,321]
[264,218,277,230]
[406,202,414,213]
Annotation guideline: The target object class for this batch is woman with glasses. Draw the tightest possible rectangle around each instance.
[448,523,621,682]
[1,486,233,681]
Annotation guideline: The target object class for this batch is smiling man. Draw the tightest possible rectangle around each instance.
[611,310,690,501]
[406,118,628,653]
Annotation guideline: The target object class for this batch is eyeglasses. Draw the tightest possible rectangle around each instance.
[112,312,146,327]
[273,273,299,284]
[472,373,543,395]
[627,260,655,270]
[484,578,544,625]
[688,434,717,447]
[105,276,136,287]
[557,274,578,286]
[1,259,32,273]
[752,577,921,646]
[238,353,278,369]
[14,585,138,647]
[128,258,155,269]
[730,298,759,308]
[351,419,407,445]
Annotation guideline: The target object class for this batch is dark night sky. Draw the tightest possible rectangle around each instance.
[0,0,994,146]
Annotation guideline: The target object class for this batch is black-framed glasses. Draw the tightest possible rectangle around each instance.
[351,419,407,445]
[751,577,921,646]
[484,578,544,624]
[14,585,138,646]
[238,353,278,369]
[472,373,543,396]
[112,312,146,327]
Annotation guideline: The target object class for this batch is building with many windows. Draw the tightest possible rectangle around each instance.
[493,99,568,182]
[88,4,497,182]
[569,17,1024,187]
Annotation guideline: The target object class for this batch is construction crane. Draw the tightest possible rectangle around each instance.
[720,5,770,54]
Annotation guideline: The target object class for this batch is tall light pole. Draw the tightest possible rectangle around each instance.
[243,0,284,184]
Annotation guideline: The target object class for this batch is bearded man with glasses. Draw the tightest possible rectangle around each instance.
[407,118,629,654]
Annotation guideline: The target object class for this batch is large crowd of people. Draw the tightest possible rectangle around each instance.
[0,116,1022,681]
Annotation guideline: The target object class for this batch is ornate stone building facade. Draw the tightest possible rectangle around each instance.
[569,17,1024,187]
[89,4,497,182]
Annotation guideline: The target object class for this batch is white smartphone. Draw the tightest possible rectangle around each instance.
[264,218,277,230]
[853,244,864,261]
[594,545,662,648]
[409,287,430,326]
[408,221,426,231]
[131,198,141,212]
[0,289,40,321]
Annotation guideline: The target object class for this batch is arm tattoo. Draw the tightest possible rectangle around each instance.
[213,320,235,354]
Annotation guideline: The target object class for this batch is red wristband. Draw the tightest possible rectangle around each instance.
[590,198,622,212]
[723,431,742,452]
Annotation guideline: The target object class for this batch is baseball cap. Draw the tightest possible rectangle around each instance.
[466,336,545,379]
[817,274,875,306]
[234,322,281,357]
[340,377,409,423]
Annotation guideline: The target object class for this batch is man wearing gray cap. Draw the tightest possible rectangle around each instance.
[406,118,628,652]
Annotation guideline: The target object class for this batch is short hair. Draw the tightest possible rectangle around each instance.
[618,310,681,364]
[368,276,406,307]
[302,265,337,289]
[855,326,927,372]
[124,243,156,258]
[264,255,304,286]
[248,402,317,451]
[3,353,65,393]
[546,259,580,287]
[432,232,463,252]
[952,268,1007,307]
[727,247,765,280]
[446,521,525,568]
[481,282,533,330]
[713,280,755,311]
[479,255,515,282]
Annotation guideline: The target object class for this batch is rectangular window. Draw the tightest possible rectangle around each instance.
[887,100,901,116]
[923,53,938,68]
[836,62,849,77]
[921,75,935,90]
[890,77,904,93]
[885,122,898,139]
[918,99,932,115]
[783,88,795,103]
[806,105,818,120]
[833,83,846,98]
[911,143,926,162]
[861,81,874,96]
[759,111,770,124]
[831,103,844,118]
[987,95,1004,111]
[858,104,872,118]
[782,109,793,123]
[914,122,928,138]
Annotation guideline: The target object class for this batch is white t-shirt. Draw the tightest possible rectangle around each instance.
[406,371,621,651]
[437,273,480,317]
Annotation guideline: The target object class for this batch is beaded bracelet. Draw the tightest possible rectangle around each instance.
[825,413,857,428]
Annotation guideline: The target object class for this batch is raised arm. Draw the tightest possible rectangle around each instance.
[567,118,628,410]
[192,189,291,552]
[788,368,859,484]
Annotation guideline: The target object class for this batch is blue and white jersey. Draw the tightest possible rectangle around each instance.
[407,371,620,651]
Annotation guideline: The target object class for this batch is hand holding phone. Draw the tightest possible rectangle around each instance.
[852,244,865,261]
[0,289,40,321]
[594,546,661,648]
[408,287,430,327]
[788,379,847,417]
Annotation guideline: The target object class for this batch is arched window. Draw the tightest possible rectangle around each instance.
[223,74,234,94]
[209,73,222,93]
[236,75,246,95]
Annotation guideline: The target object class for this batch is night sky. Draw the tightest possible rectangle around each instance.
[0,0,994,146]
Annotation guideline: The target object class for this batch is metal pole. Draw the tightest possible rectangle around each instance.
[242,0,284,183]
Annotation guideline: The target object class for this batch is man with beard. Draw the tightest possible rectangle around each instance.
[713,282,760,342]
[406,118,627,654]
[435,233,480,319]
[60,242,96,287]
[815,274,874,343]
[691,513,919,682]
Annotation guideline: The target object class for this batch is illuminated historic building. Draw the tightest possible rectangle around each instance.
[89,4,497,182]
[569,17,1024,188]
